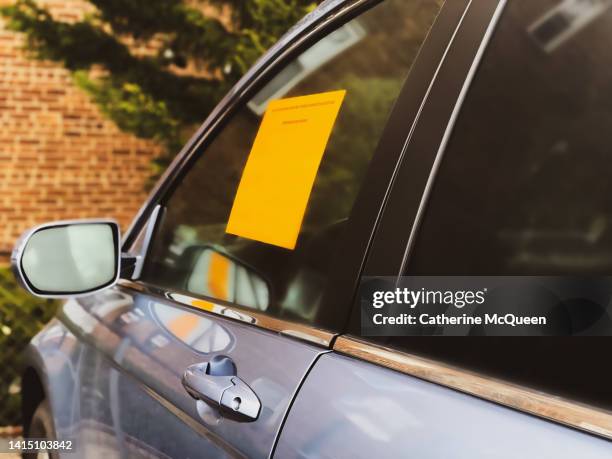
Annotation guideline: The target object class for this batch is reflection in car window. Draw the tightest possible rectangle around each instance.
[408,0,612,276]
[142,0,442,327]
[152,301,233,354]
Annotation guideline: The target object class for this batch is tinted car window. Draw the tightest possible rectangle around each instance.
[409,0,612,276]
[386,0,612,409]
[142,0,442,328]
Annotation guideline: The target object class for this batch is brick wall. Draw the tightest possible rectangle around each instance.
[0,0,163,257]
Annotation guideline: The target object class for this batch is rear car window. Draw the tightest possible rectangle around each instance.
[141,0,443,329]
[387,0,612,410]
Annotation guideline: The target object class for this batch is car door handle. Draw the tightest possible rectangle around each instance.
[181,355,261,422]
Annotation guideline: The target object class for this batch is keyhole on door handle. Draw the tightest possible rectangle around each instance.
[231,397,242,410]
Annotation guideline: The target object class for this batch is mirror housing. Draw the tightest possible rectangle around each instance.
[11,220,121,298]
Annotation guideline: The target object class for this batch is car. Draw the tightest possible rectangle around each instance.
[11,0,612,457]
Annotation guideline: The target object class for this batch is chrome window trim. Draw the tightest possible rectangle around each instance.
[117,279,336,347]
[334,335,612,440]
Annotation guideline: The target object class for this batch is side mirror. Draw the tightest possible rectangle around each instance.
[11,220,120,297]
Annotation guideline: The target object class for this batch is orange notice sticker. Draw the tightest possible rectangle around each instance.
[226,90,346,250]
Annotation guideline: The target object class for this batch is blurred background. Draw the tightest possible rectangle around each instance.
[0,0,316,433]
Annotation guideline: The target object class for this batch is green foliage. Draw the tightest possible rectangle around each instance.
[1,0,315,182]
[216,0,318,76]
[0,267,57,426]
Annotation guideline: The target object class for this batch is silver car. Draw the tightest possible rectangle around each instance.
[11,0,612,457]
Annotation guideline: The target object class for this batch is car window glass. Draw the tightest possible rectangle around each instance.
[409,0,612,277]
[141,0,443,328]
[385,0,612,410]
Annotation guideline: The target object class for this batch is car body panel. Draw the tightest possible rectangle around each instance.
[25,286,326,458]
[274,353,612,458]
[23,319,82,443]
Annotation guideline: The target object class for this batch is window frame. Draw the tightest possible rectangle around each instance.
[350,0,509,306]
[120,0,473,340]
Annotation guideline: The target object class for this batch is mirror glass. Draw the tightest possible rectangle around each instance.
[19,222,118,295]
[185,246,270,311]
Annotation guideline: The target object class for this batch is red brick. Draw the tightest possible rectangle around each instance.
[0,6,163,250]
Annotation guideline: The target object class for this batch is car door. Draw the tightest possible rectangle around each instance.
[275,0,612,457]
[63,0,448,457]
